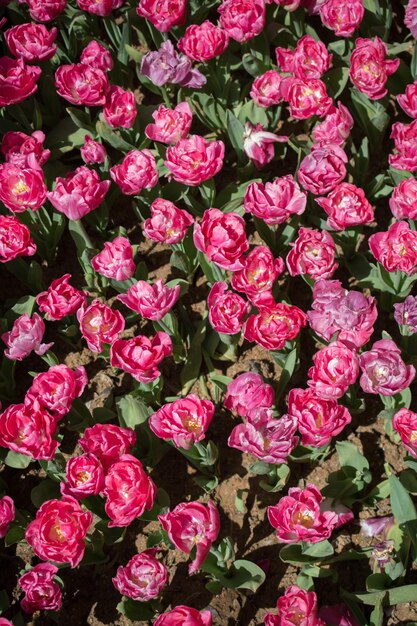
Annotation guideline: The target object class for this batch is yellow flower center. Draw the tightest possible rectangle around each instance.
[13,180,29,196]
[293,510,315,528]
[183,415,201,433]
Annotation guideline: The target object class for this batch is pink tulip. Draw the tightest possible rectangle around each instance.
[307,341,359,400]
[113,550,168,600]
[193,208,248,270]
[250,70,283,107]
[79,423,136,470]
[48,166,110,221]
[287,388,352,447]
[26,0,67,21]
[0,401,58,460]
[61,453,105,500]
[80,40,113,71]
[76,0,125,16]
[265,585,325,626]
[0,215,36,263]
[393,408,417,458]
[118,279,180,321]
[268,484,341,543]
[244,175,306,225]
[165,135,224,186]
[145,102,192,145]
[224,372,274,417]
[313,103,354,146]
[77,300,125,353]
[0,162,47,213]
[280,77,332,119]
[298,144,347,195]
[359,339,415,396]
[81,135,107,164]
[103,85,137,129]
[232,246,285,303]
[103,454,156,527]
[143,198,194,244]
[110,332,172,383]
[110,150,158,195]
[2,313,53,361]
[390,178,417,220]
[36,274,86,321]
[91,236,135,282]
[276,35,332,79]
[136,0,187,32]
[218,0,266,42]
[369,221,417,275]
[178,21,229,62]
[316,183,374,230]
[0,496,15,539]
[307,279,377,349]
[1,130,50,169]
[207,281,250,334]
[243,122,288,168]
[349,37,399,100]
[244,301,307,351]
[25,364,88,419]
[25,496,92,567]
[390,120,417,171]
[19,564,62,613]
[319,0,364,36]
[228,408,298,463]
[286,228,338,280]
[406,0,417,38]
[5,23,57,62]
[149,394,214,449]
[159,500,220,573]
[154,606,212,626]
[0,57,41,106]
[55,63,109,106]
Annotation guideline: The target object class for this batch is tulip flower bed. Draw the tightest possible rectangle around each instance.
[2,0,417,625]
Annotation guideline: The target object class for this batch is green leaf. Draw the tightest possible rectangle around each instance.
[117,598,155,621]
[280,541,333,564]
[412,44,417,80]
[0,449,32,469]
[260,464,290,493]
[31,479,61,508]
[116,395,152,429]
[389,474,417,525]
[350,89,390,151]
[235,489,247,514]
[302,540,334,559]
[0,589,9,614]
[125,44,143,63]
[387,585,417,605]
[249,460,271,475]
[197,251,227,285]
[82,530,107,566]
[5,521,26,547]
[92,407,116,423]
[146,529,164,548]
[275,348,298,402]
[348,584,417,606]
[324,66,349,99]
[220,559,266,592]
[66,107,93,132]
[336,441,370,473]
[7,295,36,320]
[96,121,135,151]
[193,474,219,493]
[181,314,208,394]
[226,110,246,163]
